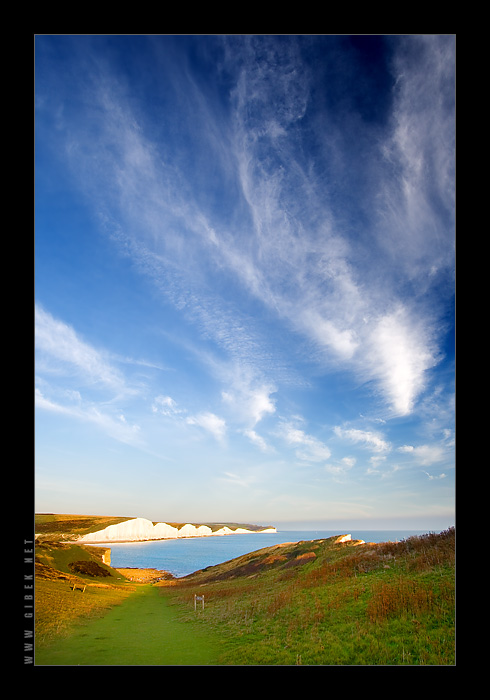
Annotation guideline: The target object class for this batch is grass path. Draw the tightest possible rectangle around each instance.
[35,585,221,666]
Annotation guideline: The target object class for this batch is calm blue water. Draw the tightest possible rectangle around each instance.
[93,529,435,578]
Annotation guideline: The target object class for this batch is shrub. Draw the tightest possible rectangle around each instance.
[68,560,111,577]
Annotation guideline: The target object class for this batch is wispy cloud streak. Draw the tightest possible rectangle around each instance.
[37,35,454,418]
[35,304,125,393]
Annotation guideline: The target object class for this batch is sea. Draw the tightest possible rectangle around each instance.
[91,529,439,578]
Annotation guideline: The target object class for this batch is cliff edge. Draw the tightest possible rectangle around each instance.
[76,517,277,543]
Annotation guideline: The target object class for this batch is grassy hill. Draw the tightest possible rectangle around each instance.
[35,513,135,539]
[34,524,455,665]
[159,528,455,665]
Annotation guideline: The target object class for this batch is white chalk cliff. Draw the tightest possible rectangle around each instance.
[77,517,277,543]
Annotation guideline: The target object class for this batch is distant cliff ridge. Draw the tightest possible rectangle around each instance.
[77,517,277,543]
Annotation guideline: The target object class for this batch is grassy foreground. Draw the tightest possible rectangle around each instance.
[34,538,220,665]
[35,585,220,666]
[35,528,455,665]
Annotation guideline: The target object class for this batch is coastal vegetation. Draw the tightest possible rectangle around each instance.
[163,528,455,665]
[34,516,455,666]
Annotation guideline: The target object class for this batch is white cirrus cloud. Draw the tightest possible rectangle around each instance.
[361,306,439,417]
[281,422,331,463]
[407,444,446,466]
[341,456,356,469]
[152,395,183,417]
[222,381,276,428]
[186,412,227,442]
[35,388,142,446]
[44,36,453,422]
[423,471,447,480]
[243,429,271,453]
[334,426,391,453]
[35,304,127,394]
[219,471,253,488]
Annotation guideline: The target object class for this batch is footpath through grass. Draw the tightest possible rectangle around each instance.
[35,584,220,666]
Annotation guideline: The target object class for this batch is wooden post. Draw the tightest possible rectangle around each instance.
[194,594,204,610]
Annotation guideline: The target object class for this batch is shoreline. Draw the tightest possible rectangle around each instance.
[73,518,277,544]
[79,532,276,545]
[115,567,175,583]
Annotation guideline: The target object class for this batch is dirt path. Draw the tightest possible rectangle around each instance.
[35,585,221,666]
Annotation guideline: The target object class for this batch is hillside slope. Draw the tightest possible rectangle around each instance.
[160,529,455,665]
[35,538,136,648]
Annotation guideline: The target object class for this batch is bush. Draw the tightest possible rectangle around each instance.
[68,560,111,577]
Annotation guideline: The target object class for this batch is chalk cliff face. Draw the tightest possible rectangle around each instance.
[77,517,277,543]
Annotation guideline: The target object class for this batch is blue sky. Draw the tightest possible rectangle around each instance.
[34,35,455,530]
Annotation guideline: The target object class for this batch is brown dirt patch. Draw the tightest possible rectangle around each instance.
[296,551,316,562]
[116,568,175,583]
[282,551,317,569]
[262,554,288,565]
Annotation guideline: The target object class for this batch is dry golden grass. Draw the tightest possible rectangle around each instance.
[35,577,135,648]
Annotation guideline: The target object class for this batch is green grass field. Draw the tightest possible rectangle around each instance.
[35,585,221,665]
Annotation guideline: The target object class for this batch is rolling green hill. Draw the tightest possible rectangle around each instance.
[160,528,456,665]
